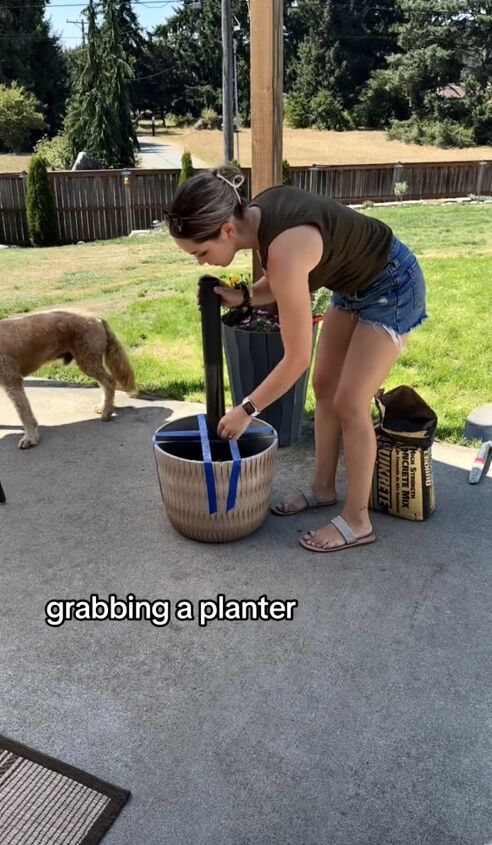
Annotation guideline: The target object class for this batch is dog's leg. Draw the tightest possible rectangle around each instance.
[3,379,40,448]
[75,358,116,421]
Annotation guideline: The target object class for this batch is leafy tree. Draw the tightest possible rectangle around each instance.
[26,154,58,247]
[138,0,249,122]
[0,83,45,152]
[360,0,492,142]
[0,1,68,136]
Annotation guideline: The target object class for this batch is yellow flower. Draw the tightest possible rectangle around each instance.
[224,272,241,288]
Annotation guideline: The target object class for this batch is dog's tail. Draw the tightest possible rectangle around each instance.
[102,320,138,396]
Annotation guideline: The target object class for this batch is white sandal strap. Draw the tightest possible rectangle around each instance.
[331,516,356,545]
[298,487,318,508]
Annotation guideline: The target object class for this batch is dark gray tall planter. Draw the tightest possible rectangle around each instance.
[222,321,319,447]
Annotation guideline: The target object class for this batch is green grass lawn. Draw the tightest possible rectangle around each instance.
[0,203,491,443]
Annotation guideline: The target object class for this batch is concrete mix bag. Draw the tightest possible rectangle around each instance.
[369,386,437,521]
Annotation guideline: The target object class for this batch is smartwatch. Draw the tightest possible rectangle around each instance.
[241,396,260,417]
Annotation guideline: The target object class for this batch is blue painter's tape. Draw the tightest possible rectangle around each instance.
[198,414,217,514]
[226,438,241,512]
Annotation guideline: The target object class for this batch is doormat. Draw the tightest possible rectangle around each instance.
[0,734,130,844]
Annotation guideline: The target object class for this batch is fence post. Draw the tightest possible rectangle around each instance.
[122,169,134,235]
[20,172,29,245]
[392,162,403,198]
[475,161,487,197]
[309,165,321,194]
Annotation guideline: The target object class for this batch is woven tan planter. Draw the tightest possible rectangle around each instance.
[154,415,278,543]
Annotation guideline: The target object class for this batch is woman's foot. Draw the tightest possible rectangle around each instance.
[300,513,375,552]
[271,484,337,516]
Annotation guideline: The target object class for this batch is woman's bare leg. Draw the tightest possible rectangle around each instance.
[273,308,356,513]
[301,322,407,548]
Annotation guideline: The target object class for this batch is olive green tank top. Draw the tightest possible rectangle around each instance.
[249,185,393,295]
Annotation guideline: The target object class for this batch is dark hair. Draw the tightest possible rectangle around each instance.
[164,165,246,242]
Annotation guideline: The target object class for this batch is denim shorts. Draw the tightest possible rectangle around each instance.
[331,236,427,347]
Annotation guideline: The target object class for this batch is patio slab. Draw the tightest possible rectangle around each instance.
[0,381,491,845]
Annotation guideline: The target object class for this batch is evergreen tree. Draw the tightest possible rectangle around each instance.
[100,0,136,165]
[65,1,108,165]
[65,0,135,168]
[287,0,401,112]
[26,154,58,247]
[178,150,194,185]
[114,0,146,108]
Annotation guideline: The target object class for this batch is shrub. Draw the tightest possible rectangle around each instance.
[164,113,179,127]
[473,101,492,145]
[282,159,292,185]
[26,154,58,247]
[284,92,310,128]
[178,150,194,186]
[394,181,408,201]
[388,117,475,148]
[310,90,352,131]
[34,133,73,170]
[201,107,219,129]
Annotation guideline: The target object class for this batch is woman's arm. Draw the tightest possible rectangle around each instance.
[247,226,324,412]
[251,275,275,306]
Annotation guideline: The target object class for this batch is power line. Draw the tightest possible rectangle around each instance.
[0,1,180,7]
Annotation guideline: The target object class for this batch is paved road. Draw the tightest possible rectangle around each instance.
[137,135,210,169]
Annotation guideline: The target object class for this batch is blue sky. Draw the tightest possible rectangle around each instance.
[46,0,180,46]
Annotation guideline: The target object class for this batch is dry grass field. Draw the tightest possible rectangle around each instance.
[0,153,32,172]
[1,127,491,173]
[157,127,492,167]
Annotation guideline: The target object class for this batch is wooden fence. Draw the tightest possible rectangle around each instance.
[1,159,491,246]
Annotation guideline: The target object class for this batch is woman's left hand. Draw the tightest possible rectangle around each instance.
[217,406,251,440]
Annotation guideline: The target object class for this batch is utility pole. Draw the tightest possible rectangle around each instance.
[67,17,86,46]
[222,0,234,163]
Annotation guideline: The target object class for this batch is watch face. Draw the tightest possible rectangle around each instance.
[242,400,256,416]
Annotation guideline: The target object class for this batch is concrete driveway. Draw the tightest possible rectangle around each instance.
[137,135,210,169]
[0,381,491,845]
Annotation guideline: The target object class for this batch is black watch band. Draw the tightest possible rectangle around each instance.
[239,281,251,308]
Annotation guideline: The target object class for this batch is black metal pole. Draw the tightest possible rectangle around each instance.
[0,480,6,504]
[198,275,226,435]
[222,0,234,162]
